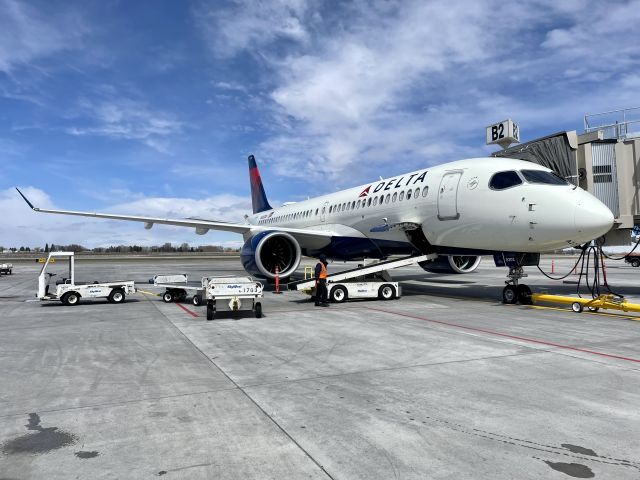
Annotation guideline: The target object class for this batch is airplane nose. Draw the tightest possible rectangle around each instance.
[574,198,614,239]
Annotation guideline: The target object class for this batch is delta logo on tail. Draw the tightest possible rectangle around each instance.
[359,186,371,197]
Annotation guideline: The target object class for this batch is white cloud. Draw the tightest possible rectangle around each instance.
[0,0,87,73]
[194,0,312,57]
[67,97,183,153]
[2,187,250,249]
[196,0,640,184]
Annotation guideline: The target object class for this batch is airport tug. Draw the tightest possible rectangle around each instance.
[37,252,136,306]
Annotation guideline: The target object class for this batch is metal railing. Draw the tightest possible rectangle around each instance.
[584,106,640,140]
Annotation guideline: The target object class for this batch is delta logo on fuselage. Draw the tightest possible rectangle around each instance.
[359,170,428,197]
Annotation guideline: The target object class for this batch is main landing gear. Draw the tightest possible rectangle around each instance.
[502,267,532,305]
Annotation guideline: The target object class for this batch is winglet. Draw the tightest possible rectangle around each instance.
[15,187,36,210]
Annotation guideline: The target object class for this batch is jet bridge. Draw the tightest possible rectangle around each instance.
[492,106,640,246]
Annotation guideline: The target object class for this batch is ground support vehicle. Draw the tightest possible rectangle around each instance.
[37,252,136,306]
[532,292,640,314]
[152,274,264,320]
[289,254,436,303]
[0,263,12,275]
[203,277,264,321]
[150,274,206,305]
[624,253,640,267]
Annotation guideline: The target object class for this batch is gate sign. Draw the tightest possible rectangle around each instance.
[486,119,520,148]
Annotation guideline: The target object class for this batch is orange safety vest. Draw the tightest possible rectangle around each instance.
[318,262,328,279]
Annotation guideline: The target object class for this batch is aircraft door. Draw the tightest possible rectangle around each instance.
[437,171,462,220]
[321,201,329,222]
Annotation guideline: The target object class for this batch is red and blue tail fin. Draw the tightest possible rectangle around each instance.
[248,155,273,214]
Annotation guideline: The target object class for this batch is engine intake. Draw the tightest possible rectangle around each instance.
[420,255,481,274]
[241,231,302,279]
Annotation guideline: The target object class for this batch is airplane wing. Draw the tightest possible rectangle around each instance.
[15,188,334,239]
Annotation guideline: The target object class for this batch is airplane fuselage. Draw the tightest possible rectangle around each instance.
[246,157,614,260]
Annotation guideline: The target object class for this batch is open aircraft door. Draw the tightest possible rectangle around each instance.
[437,170,462,220]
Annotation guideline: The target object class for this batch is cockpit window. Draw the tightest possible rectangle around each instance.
[521,169,568,185]
[489,171,522,190]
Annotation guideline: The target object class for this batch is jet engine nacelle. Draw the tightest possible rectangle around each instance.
[420,255,481,274]
[240,231,302,279]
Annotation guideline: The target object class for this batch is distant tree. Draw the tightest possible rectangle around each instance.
[44,243,49,253]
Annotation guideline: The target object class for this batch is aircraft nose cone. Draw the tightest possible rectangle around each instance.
[574,198,614,240]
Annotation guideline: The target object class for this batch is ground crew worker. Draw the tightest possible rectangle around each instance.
[315,254,329,307]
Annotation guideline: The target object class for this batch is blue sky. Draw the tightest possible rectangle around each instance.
[1,0,639,248]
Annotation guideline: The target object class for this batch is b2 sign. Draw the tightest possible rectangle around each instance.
[486,119,520,147]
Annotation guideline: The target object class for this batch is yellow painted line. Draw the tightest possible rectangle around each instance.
[138,289,160,296]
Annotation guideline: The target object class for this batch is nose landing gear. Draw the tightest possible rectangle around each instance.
[502,267,532,305]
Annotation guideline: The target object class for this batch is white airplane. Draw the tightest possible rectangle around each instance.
[16,154,613,297]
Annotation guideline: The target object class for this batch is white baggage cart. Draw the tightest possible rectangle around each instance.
[151,274,264,320]
[37,252,135,305]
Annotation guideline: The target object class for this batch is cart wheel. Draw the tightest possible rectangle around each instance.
[192,295,202,306]
[61,292,80,306]
[162,291,174,303]
[517,284,532,305]
[502,285,517,304]
[254,302,263,318]
[631,259,640,267]
[378,284,396,300]
[572,302,583,313]
[330,286,348,303]
[206,302,216,321]
[587,306,599,312]
[108,289,125,304]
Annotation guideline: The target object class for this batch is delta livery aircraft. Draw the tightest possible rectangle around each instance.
[17,154,613,281]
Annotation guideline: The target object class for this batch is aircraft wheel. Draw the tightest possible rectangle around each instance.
[108,289,125,304]
[517,284,532,305]
[330,286,348,303]
[192,294,202,306]
[162,291,174,303]
[254,302,263,318]
[378,284,396,300]
[502,285,517,304]
[62,292,80,306]
[572,302,584,313]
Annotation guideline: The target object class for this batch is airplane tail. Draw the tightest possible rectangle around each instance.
[248,155,273,214]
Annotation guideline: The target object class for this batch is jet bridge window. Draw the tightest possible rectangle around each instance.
[520,169,568,185]
[489,171,523,190]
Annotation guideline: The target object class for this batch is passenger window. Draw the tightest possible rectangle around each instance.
[385,194,390,204]
[352,201,356,209]
[392,192,397,202]
[329,206,332,213]
[414,188,420,199]
[373,197,378,206]
[315,209,318,215]
[521,169,568,185]
[346,202,350,211]
[407,189,412,200]
[367,197,372,207]
[489,171,523,190]
[422,186,428,197]
[357,200,361,209]
[399,191,404,201]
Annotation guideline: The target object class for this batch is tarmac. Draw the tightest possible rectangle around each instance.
[1,256,639,479]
